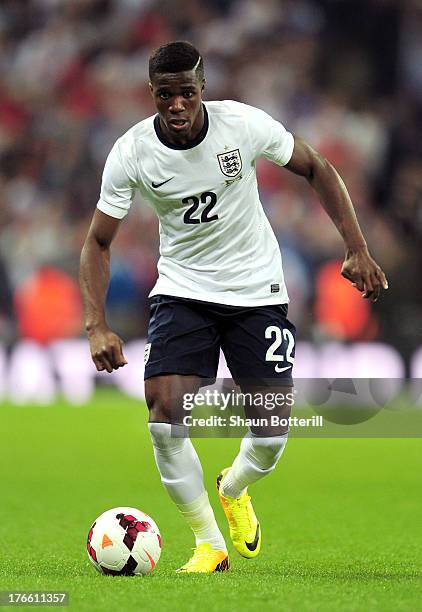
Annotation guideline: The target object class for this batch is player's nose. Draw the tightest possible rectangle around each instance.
[169,96,185,113]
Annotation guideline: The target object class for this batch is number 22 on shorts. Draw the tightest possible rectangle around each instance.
[265,326,295,373]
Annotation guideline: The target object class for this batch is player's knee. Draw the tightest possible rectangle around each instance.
[145,384,175,423]
[248,434,288,471]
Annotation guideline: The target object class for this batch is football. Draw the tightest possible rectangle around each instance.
[86,507,162,576]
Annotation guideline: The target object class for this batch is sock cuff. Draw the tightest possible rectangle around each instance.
[148,422,172,433]
[246,432,288,451]
[250,432,289,441]
[148,422,189,450]
[148,422,188,436]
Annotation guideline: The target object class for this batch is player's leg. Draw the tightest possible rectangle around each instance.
[219,385,290,500]
[217,304,295,558]
[144,296,228,572]
[216,392,290,559]
[146,376,228,572]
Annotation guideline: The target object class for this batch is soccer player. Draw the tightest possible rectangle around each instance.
[80,41,388,573]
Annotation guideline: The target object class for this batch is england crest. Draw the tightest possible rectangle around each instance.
[217,149,242,178]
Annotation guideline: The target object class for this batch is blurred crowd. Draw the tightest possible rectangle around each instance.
[0,0,421,365]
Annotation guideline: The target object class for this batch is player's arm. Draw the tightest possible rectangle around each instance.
[79,209,127,372]
[285,136,388,302]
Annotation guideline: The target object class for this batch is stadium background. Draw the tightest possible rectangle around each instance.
[1,0,422,383]
[0,2,421,611]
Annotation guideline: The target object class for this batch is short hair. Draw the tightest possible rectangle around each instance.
[149,41,204,82]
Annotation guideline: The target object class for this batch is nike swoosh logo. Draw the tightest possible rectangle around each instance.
[245,523,260,551]
[274,364,292,373]
[151,177,174,188]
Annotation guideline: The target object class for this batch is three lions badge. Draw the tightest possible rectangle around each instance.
[217,149,242,178]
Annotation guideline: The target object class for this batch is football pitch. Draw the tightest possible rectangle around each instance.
[1,389,421,612]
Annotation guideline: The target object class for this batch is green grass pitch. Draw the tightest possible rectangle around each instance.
[1,389,421,611]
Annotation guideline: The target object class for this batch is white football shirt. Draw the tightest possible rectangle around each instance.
[97,100,294,306]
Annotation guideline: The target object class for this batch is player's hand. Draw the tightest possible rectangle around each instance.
[87,324,128,373]
[341,247,388,302]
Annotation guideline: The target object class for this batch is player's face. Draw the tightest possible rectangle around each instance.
[149,70,205,144]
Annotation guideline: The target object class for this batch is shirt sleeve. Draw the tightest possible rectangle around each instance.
[97,137,137,219]
[244,104,294,166]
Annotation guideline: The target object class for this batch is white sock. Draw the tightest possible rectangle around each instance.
[148,422,226,552]
[177,492,227,551]
[220,433,288,499]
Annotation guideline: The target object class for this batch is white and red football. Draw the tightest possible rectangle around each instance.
[86,507,162,576]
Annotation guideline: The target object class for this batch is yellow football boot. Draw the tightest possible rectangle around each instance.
[217,468,261,559]
[176,543,230,573]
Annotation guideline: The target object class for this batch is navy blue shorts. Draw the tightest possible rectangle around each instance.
[144,295,296,387]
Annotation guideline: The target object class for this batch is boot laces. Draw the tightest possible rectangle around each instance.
[231,495,253,533]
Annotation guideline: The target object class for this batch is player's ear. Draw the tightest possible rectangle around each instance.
[201,79,206,93]
[148,81,154,96]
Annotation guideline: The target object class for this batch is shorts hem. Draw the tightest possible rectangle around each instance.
[144,366,216,384]
[233,377,294,388]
